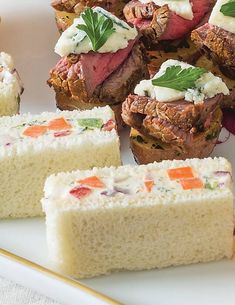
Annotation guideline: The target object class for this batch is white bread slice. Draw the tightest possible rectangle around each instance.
[42,157,234,278]
[0,52,23,116]
[0,106,121,219]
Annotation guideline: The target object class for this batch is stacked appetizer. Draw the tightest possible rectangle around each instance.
[0,52,23,116]
[191,0,235,108]
[48,7,149,128]
[122,59,229,164]
[51,0,129,32]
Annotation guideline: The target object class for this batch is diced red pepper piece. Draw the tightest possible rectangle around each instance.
[54,130,72,137]
[23,125,48,138]
[48,117,72,131]
[167,167,194,180]
[144,179,154,192]
[69,186,92,199]
[180,178,204,190]
[78,176,105,188]
[102,119,116,131]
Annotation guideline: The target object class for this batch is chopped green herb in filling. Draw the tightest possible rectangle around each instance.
[77,118,103,129]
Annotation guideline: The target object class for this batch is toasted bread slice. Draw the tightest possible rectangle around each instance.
[130,108,222,164]
[54,10,76,33]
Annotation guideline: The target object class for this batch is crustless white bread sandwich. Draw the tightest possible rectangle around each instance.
[42,157,234,278]
[0,106,120,219]
[0,52,23,116]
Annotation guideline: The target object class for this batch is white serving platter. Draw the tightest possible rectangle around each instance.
[0,1,235,305]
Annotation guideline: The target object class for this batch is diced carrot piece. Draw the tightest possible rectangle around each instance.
[167,166,194,180]
[69,186,92,199]
[78,176,105,188]
[144,180,154,192]
[23,125,48,138]
[47,117,72,131]
[180,178,204,190]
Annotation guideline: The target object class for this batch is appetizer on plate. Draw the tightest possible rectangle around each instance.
[0,52,23,116]
[48,7,149,129]
[0,106,120,219]
[51,0,129,32]
[122,59,229,164]
[42,157,234,278]
[191,0,235,108]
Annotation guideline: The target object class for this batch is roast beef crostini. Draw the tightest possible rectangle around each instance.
[51,0,129,32]
[191,0,235,108]
[122,59,229,163]
[48,7,149,128]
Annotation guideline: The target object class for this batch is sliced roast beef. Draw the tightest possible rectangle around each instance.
[123,0,157,20]
[191,24,235,79]
[122,94,222,131]
[143,116,193,145]
[48,42,149,105]
[122,93,222,145]
[95,43,149,104]
[80,39,136,96]
[124,0,212,41]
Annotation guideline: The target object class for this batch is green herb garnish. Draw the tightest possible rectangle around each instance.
[220,0,235,17]
[152,65,206,92]
[76,8,116,52]
[205,181,219,190]
[77,118,103,129]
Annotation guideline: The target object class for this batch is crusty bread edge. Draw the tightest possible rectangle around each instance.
[130,109,222,164]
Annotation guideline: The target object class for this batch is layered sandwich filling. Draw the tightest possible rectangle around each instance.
[0,109,116,148]
[123,0,211,40]
[66,164,232,201]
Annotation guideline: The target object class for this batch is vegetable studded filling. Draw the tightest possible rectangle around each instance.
[0,117,116,147]
[22,117,115,138]
[69,166,231,200]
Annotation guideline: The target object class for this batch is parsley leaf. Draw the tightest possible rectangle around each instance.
[220,0,235,17]
[152,65,206,92]
[76,8,116,52]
